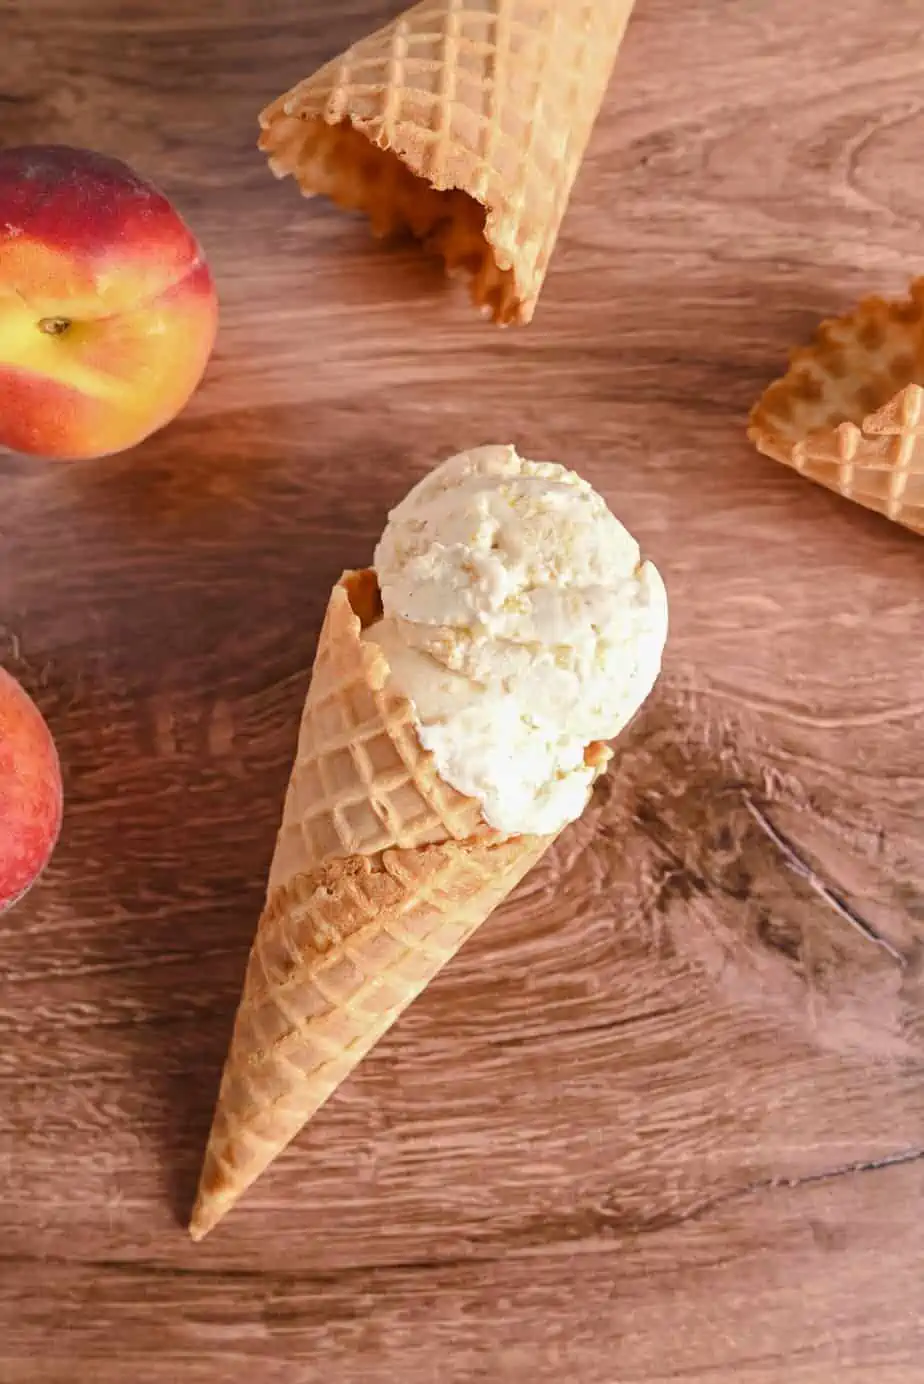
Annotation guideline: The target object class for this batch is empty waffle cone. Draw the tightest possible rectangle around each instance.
[748,278,924,535]
[190,570,609,1239]
[258,0,638,324]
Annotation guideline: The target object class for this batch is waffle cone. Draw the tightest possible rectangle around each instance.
[190,571,609,1239]
[748,278,924,536]
[258,0,637,324]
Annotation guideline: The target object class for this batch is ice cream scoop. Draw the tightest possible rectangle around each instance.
[364,444,668,835]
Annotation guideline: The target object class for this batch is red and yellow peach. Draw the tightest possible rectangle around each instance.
[0,668,63,913]
[0,145,218,460]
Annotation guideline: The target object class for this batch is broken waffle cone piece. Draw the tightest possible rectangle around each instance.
[189,570,610,1239]
[748,278,924,535]
[258,0,638,324]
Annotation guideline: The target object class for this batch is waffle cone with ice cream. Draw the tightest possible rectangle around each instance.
[748,278,924,536]
[190,446,668,1240]
[257,0,638,324]
[188,572,561,1242]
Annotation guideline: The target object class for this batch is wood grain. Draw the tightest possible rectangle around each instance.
[2,0,924,1379]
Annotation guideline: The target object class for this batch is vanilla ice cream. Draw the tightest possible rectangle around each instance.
[363,444,668,836]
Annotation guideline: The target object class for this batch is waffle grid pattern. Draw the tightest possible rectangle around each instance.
[748,279,924,535]
[190,833,546,1240]
[258,0,636,323]
[267,575,489,895]
[794,384,924,529]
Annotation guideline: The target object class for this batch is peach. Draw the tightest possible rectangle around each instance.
[0,668,63,913]
[0,145,218,461]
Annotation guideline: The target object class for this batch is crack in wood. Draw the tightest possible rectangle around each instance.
[742,793,908,967]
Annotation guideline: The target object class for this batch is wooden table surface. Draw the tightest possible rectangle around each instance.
[3,1,924,1380]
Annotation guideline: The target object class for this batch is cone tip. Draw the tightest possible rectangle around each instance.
[188,1193,222,1243]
